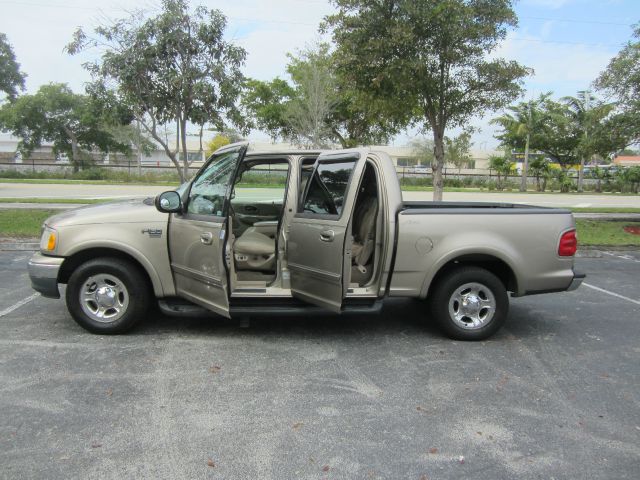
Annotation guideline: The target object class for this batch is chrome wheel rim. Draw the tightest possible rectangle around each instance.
[79,274,129,323]
[448,282,496,329]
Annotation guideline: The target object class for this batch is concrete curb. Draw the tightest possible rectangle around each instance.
[0,242,39,251]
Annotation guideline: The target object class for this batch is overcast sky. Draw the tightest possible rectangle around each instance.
[0,0,637,148]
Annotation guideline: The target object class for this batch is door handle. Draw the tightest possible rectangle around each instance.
[200,232,213,245]
[244,205,258,212]
[320,230,335,242]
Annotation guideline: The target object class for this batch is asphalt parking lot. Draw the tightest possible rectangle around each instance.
[0,250,639,479]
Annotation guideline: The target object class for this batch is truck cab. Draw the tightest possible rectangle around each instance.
[155,143,399,317]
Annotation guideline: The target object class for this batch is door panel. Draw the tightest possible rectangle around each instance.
[168,143,247,317]
[169,216,230,317]
[288,222,347,312]
[288,151,367,312]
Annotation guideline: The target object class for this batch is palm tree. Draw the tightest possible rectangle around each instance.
[492,93,550,192]
[562,90,614,192]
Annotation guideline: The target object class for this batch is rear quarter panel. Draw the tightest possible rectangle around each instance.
[390,209,576,298]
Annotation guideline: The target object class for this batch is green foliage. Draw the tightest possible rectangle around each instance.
[444,130,474,172]
[325,0,530,200]
[0,33,26,101]
[205,134,232,157]
[528,156,552,191]
[552,169,575,193]
[0,168,180,183]
[410,137,435,167]
[242,78,295,141]
[595,24,640,149]
[488,154,514,190]
[0,209,57,237]
[242,43,396,148]
[0,83,131,171]
[67,0,247,181]
[532,98,581,168]
[576,220,640,247]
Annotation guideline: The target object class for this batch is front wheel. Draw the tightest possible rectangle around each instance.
[429,266,509,341]
[65,257,150,334]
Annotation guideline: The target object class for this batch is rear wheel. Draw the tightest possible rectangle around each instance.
[65,257,150,334]
[429,266,509,341]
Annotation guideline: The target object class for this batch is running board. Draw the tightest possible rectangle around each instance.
[229,297,383,317]
[158,297,383,318]
[158,298,213,318]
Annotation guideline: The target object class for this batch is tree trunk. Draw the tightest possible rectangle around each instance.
[431,129,445,201]
[578,156,585,192]
[136,120,142,177]
[63,126,81,173]
[520,134,530,192]
[180,117,189,181]
[139,116,185,183]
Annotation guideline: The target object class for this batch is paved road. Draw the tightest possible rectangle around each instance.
[0,250,638,479]
[1,182,640,208]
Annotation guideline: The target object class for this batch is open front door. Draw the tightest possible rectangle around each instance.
[168,143,247,317]
[287,150,367,312]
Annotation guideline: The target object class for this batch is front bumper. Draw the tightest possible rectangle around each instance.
[567,271,586,292]
[28,253,64,299]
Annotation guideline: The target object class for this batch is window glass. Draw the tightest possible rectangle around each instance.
[298,158,317,210]
[301,160,356,216]
[187,148,242,216]
[232,161,289,205]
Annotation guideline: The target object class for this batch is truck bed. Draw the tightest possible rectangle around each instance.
[401,201,571,214]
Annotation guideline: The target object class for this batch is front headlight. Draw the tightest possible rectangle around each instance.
[40,225,58,253]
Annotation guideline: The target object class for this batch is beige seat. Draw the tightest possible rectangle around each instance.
[234,228,276,271]
[351,195,378,270]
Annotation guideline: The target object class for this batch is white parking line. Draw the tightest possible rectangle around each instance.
[583,283,640,306]
[602,251,640,264]
[0,293,40,318]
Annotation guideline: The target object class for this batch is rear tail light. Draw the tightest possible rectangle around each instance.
[558,230,577,256]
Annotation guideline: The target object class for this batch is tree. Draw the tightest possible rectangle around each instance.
[444,129,473,173]
[325,0,529,200]
[285,46,336,148]
[67,0,247,182]
[410,137,435,167]
[205,134,231,157]
[242,78,296,141]
[562,91,614,191]
[491,93,549,191]
[595,24,640,153]
[0,83,131,171]
[242,43,398,148]
[534,98,581,169]
[0,33,26,101]
[488,154,514,190]
[528,156,552,192]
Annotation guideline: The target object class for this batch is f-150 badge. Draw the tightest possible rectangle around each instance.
[141,228,163,238]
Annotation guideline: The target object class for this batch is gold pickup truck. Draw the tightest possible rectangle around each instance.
[28,143,584,340]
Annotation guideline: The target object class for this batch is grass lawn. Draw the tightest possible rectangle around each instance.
[0,209,57,237]
[570,207,640,214]
[576,220,640,246]
[0,198,113,204]
[0,178,179,186]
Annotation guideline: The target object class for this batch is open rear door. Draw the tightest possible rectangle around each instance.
[287,150,367,312]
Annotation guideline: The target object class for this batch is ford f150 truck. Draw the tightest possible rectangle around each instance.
[28,143,584,340]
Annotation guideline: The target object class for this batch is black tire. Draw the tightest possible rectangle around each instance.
[65,257,151,334]
[429,266,509,341]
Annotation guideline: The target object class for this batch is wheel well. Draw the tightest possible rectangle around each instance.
[58,248,153,290]
[429,254,518,295]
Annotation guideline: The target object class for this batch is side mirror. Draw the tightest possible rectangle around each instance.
[155,191,182,213]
